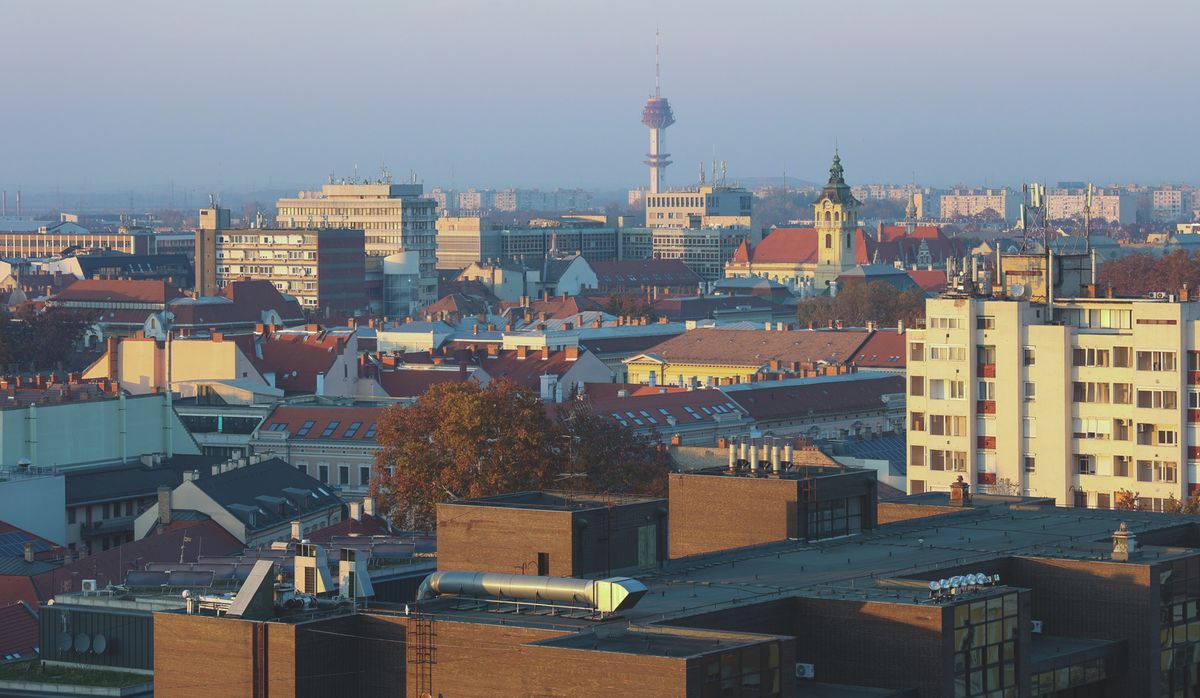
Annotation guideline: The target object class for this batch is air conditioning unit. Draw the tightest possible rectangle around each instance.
[794,663,815,680]
[1031,620,1044,634]
[81,579,98,593]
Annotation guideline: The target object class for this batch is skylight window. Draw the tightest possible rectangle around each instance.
[343,421,362,438]
[319,421,341,438]
[296,420,316,436]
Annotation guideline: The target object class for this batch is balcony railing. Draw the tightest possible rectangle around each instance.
[977,436,996,450]
[977,364,996,378]
[977,400,996,415]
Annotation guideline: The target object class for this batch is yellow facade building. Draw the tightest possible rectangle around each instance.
[907,291,1200,509]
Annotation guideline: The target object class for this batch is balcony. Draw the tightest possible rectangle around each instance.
[977,436,996,450]
[977,400,996,415]
[1189,371,1200,385]
[977,364,996,378]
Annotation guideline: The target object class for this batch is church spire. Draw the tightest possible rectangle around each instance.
[828,150,845,186]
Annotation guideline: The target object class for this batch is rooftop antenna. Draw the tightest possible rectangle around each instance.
[721,161,727,185]
[699,162,705,185]
[1084,182,1093,252]
[654,27,661,98]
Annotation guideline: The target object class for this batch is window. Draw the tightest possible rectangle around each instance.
[265,422,288,432]
[1023,382,1036,401]
[1189,351,1200,371]
[950,380,966,399]
[359,466,371,486]
[977,345,996,364]
[952,594,1020,697]
[930,316,962,329]
[319,421,342,438]
[978,381,995,400]
[1113,383,1133,404]
[67,507,76,525]
[364,423,377,439]
[1023,455,1036,473]
[1073,418,1111,440]
[296,420,316,437]
[1072,347,1110,367]
[1189,391,1200,409]
[1113,455,1131,477]
[910,342,925,362]
[1077,454,1096,475]
[1136,350,1177,371]
[930,449,967,472]
[930,414,966,436]
[1023,418,1037,438]
[910,412,926,431]
[1096,492,1111,509]
[929,345,967,361]
[1136,389,1178,409]
[343,421,362,438]
[338,465,350,486]
[910,445,925,467]
[910,376,925,397]
[1023,346,1036,366]
[1113,346,1132,368]
[1136,460,1178,483]
[318,464,329,483]
[976,316,995,330]
[977,417,996,436]
[1073,381,1111,403]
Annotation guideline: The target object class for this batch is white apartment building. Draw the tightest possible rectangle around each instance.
[276,182,439,309]
[939,188,1020,224]
[645,184,754,231]
[907,292,1200,510]
[1154,188,1195,223]
[1046,188,1136,224]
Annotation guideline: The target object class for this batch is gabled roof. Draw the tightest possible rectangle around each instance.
[304,515,393,543]
[249,329,350,393]
[0,601,38,663]
[64,454,225,506]
[907,269,948,293]
[877,225,944,242]
[580,387,748,431]
[851,331,908,369]
[258,405,384,442]
[0,521,62,563]
[481,348,595,390]
[579,333,684,356]
[741,228,818,264]
[499,295,603,321]
[169,279,305,328]
[724,374,905,422]
[836,264,919,291]
[375,367,474,399]
[651,295,777,322]
[424,292,491,318]
[630,328,870,367]
[51,278,182,305]
[590,260,702,289]
[191,458,341,532]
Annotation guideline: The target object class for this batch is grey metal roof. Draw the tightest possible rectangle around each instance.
[65,455,225,506]
[191,458,340,532]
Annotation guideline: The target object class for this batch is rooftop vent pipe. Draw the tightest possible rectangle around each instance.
[416,571,648,614]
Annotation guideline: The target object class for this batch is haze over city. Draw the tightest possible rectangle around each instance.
[4,0,1199,194]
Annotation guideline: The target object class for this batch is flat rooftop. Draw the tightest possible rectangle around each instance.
[445,490,665,511]
[681,465,864,482]
[423,500,1200,629]
[535,625,777,658]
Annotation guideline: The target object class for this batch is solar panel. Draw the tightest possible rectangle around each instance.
[125,570,170,587]
[168,570,215,588]
[0,531,50,556]
[189,563,239,579]
[370,544,415,559]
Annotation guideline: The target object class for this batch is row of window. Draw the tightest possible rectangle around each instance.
[912,341,1191,373]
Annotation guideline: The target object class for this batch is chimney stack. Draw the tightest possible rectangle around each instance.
[23,542,34,563]
[349,501,362,521]
[362,496,376,517]
[157,485,172,526]
[948,475,971,507]
[291,520,302,541]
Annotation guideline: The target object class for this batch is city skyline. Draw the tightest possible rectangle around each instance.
[3,0,1198,194]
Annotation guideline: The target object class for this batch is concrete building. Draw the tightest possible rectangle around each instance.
[0,220,158,258]
[644,184,754,230]
[275,182,439,312]
[1154,187,1195,223]
[434,216,499,270]
[201,220,366,312]
[940,188,1020,223]
[248,403,386,495]
[906,273,1200,507]
[1046,187,1136,224]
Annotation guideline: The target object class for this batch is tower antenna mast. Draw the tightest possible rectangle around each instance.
[655,27,661,97]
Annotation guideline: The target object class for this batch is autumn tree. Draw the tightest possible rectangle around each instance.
[13,306,97,369]
[1114,489,1140,511]
[1097,250,1200,297]
[371,379,670,529]
[556,403,669,497]
[601,292,659,321]
[796,281,926,329]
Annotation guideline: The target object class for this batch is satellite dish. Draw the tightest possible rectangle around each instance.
[992,574,1001,585]
[56,632,72,652]
[93,634,108,654]
[928,580,941,592]
[939,579,950,590]
[949,576,962,588]
[1009,283,1027,299]
[74,633,91,653]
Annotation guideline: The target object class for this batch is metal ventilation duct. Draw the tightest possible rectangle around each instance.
[417,571,648,614]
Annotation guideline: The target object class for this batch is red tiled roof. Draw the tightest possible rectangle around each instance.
[30,520,241,601]
[582,388,747,430]
[730,240,751,264]
[582,383,688,399]
[304,515,393,543]
[878,225,944,242]
[852,331,908,368]
[258,405,384,441]
[0,577,40,610]
[251,331,348,393]
[375,368,473,399]
[0,601,37,662]
[744,227,818,264]
[482,349,587,390]
[725,375,905,421]
[634,329,871,367]
[907,269,948,292]
[167,279,305,328]
[425,293,491,318]
[499,296,602,321]
[52,279,181,305]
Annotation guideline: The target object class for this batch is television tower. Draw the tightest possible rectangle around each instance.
[641,30,675,194]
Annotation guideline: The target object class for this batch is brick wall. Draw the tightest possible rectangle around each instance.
[669,474,798,559]
[155,613,259,698]
[877,501,967,525]
[436,505,575,576]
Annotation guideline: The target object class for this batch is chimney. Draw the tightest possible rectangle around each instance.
[62,548,76,565]
[517,345,528,360]
[349,501,362,521]
[1112,521,1140,561]
[157,485,172,526]
[897,320,905,334]
[540,346,550,360]
[23,542,34,563]
[362,497,376,517]
[565,346,580,361]
[948,475,971,507]
[291,520,302,541]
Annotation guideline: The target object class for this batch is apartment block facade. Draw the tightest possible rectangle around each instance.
[209,227,365,311]
[645,184,754,230]
[907,294,1200,508]
[275,183,439,307]
[939,188,1020,224]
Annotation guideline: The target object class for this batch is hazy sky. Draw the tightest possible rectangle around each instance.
[3,0,1198,195]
